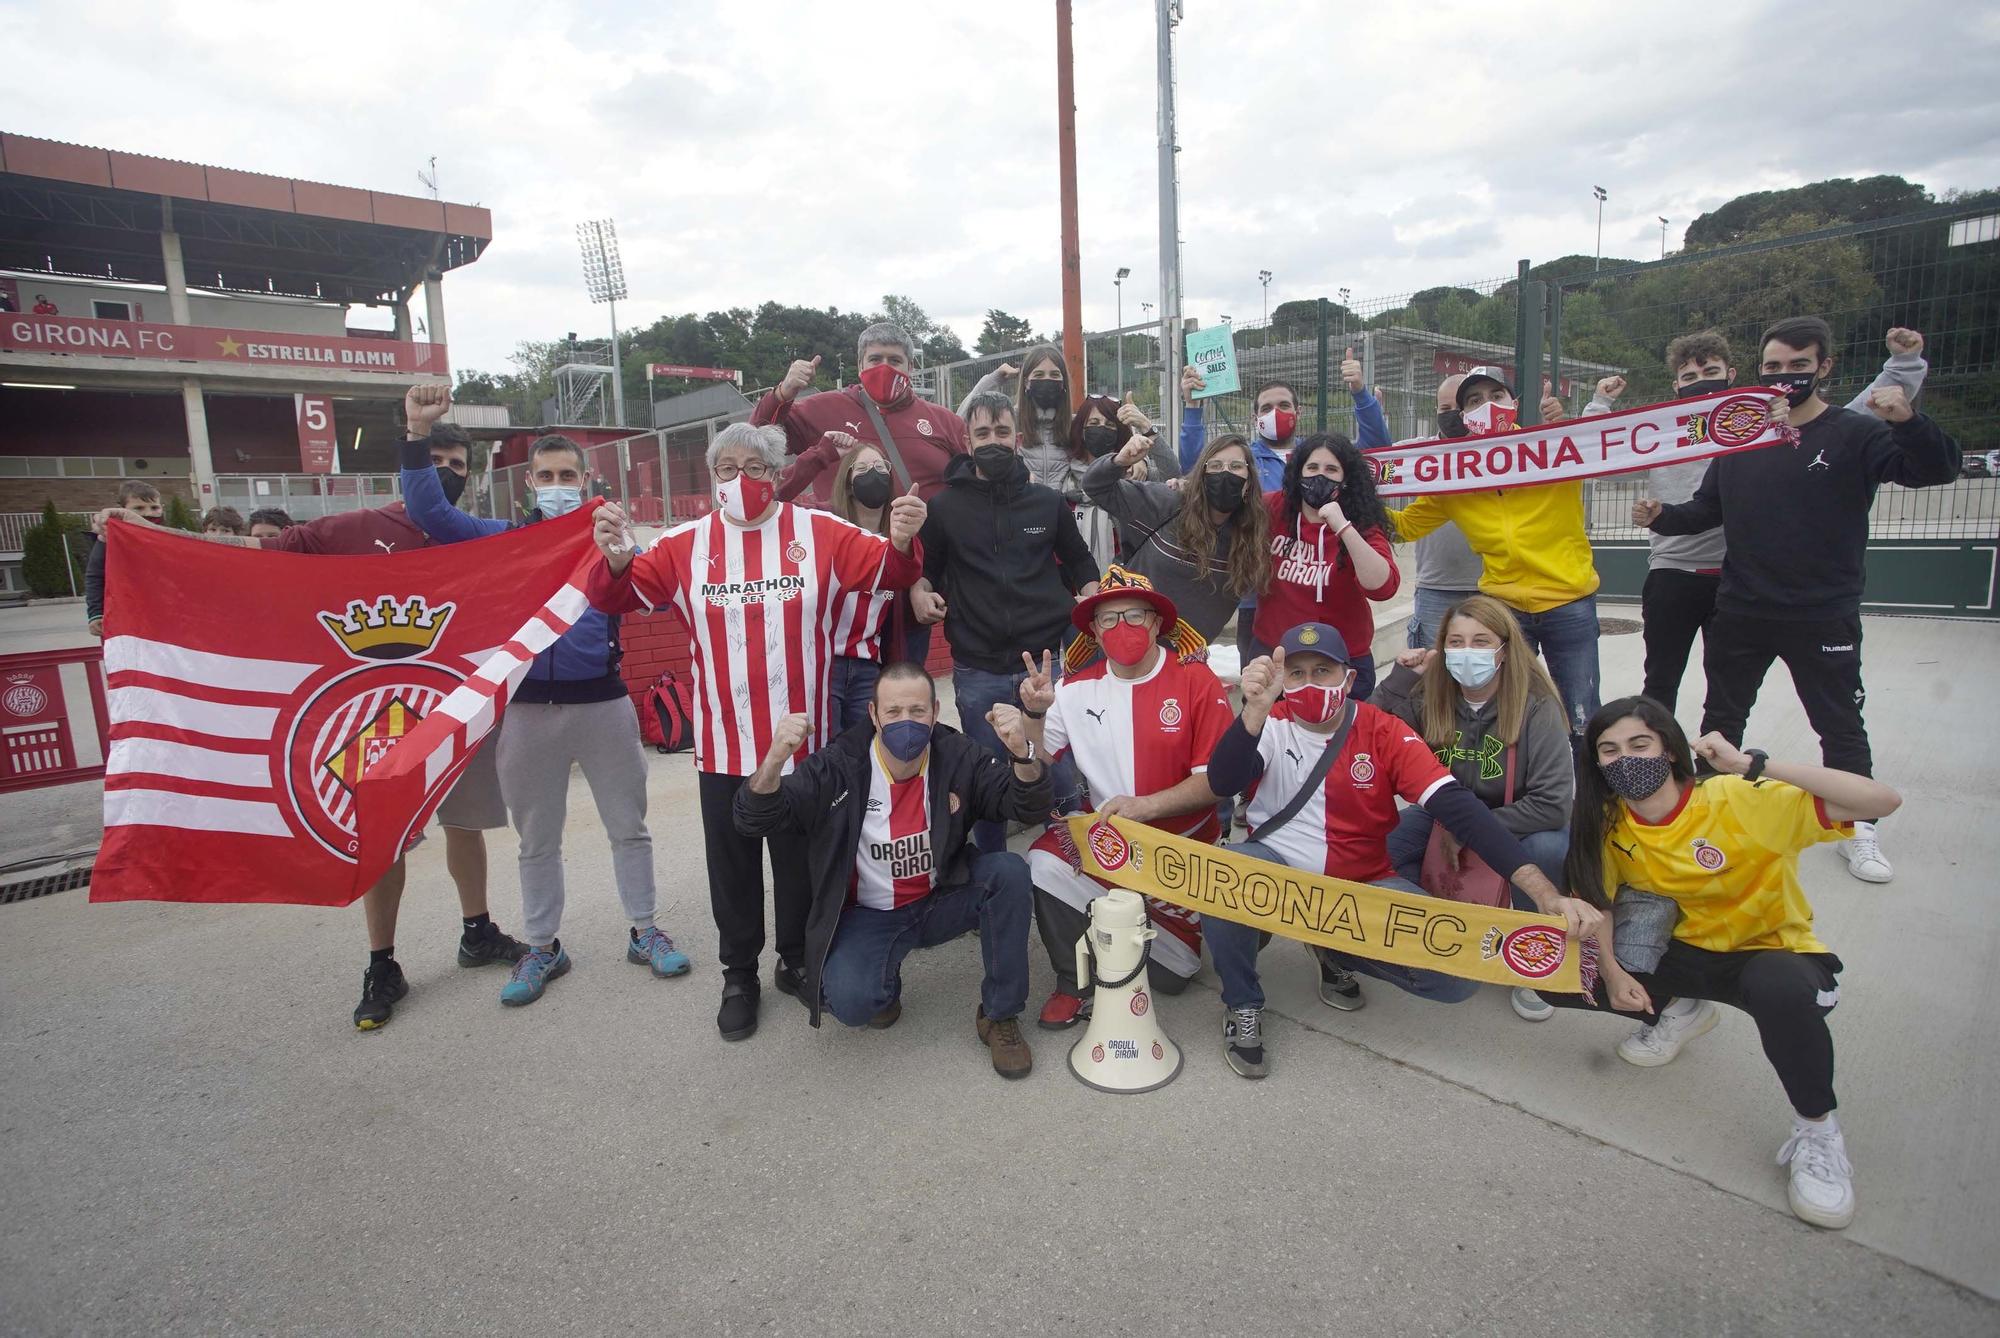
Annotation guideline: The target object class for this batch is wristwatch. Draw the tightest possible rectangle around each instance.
[1008,738,1040,766]
[1742,749,1768,782]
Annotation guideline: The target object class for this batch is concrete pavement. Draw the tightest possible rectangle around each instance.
[1,607,1996,1335]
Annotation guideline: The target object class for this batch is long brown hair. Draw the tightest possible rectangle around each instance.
[1175,435,1271,600]
[827,443,891,535]
[1013,344,1069,450]
[1418,594,1559,749]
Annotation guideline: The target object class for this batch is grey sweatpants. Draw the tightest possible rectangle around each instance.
[496,696,656,945]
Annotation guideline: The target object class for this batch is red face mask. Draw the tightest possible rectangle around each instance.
[715,473,775,523]
[1284,679,1346,725]
[1099,621,1156,667]
[1257,407,1299,443]
[859,362,909,407]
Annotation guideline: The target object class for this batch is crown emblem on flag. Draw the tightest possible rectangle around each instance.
[319,595,456,661]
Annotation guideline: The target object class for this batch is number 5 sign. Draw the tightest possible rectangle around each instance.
[295,394,337,473]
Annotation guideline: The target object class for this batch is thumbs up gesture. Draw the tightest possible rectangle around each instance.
[778,354,822,402]
[1340,346,1363,393]
[1115,391,1154,435]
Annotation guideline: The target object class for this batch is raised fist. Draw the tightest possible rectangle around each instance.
[1394,647,1436,672]
[887,493,926,549]
[988,703,1028,755]
[404,382,451,433]
[1596,375,1626,402]
[1631,497,1664,528]
[1885,328,1923,357]
[1113,434,1152,471]
[779,355,821,402]
[768,712,812,762]
[1693,730,1749,776]
[1866,386,1913,423]
[593,500,634,570]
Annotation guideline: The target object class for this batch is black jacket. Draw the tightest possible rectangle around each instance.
[917,452,1098,673]
[1652,406,1960,620]
[84,537,106,621]
[733,721,1051,1026]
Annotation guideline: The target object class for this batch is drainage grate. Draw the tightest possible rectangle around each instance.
[1600,617,1643,636]
[0,865,93,906]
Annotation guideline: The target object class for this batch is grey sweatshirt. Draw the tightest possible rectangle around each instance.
[1373,662,1574,837]
[1080,454,1245,641]
[1587,349,1929,573]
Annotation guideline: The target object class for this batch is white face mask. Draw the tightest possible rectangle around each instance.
[534,485,583,518]
[1443,647,1500,690]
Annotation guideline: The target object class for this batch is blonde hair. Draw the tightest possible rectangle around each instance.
[827,443,891,535]
[1419,594,1559,748]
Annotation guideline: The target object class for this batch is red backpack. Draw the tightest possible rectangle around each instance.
[640,670,695,754]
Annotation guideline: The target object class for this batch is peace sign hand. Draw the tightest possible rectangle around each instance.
[1019,649,1057,715]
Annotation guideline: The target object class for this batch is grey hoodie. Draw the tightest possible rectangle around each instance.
[1586,349,1929,573]
[1373,662,1574,838]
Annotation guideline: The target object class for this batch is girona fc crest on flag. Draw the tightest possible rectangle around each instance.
[89,506,604,906]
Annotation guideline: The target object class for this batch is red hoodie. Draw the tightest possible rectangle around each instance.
[752,384,967,504]
[1251,492,1399,659]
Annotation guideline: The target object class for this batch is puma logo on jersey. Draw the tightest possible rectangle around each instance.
[373,539,397,554]
[1085,707,1107,725]
[1284,747,1304,764]
[1610,838,1636,859]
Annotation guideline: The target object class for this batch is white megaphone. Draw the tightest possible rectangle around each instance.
[1068,888,1183,1094]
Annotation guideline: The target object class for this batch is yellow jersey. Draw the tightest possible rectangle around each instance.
[1388,481,1598,613]
[1599,776,1851,954]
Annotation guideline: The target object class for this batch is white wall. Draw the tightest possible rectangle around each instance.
[5,273,348,337]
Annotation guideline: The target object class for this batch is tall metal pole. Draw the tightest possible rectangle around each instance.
[1056,0,1086,414]
[1592,186,1607,270]
[1114,275,1125,397]
[1156,0,1183,426]
[607,296,626,427]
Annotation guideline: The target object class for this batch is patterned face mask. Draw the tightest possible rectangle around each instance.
[1602,753,1672,802]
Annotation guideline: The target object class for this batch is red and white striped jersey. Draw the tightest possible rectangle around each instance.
[619,503,920,775]
[827,586,894,661]
[852,743,934,909]
[1042,653,1234,843]
[1245,701,1452,881]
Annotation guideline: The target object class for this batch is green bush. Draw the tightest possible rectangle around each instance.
[163,494,198,531]
[22,500,89,598]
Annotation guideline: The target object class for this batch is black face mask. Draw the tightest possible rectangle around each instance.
[1202,472,1247,514]
[1760,370,1822,408]
[1299,474,1340,509]
[850,469,892,509]
[1436,408,1468,439]
[1677,378,1730,399]
[1026,380,1066,411]
[1082,425,1120,458]
[437,466,467,506]
[974,444,1017,478]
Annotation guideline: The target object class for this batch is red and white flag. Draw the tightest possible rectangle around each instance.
[1365,387,1791,497]
[89,505,603,906]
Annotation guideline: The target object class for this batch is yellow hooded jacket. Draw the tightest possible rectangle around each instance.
[1387,481,1599,613]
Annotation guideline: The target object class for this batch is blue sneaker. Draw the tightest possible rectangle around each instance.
[501,943,571,1007]
[628,926,691,978]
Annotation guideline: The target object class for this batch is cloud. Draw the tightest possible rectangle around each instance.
[3,0,1994,381]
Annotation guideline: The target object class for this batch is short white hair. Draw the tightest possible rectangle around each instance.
[856,322,915,365]
[707,422,788,472]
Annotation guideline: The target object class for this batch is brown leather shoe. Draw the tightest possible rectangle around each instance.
[868,1001,902,1029]
[976,1006,1033,1079]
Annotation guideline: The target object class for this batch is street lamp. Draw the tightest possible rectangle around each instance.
[577,218,628,425]
[1592,186,1608,270]
[1258,269,1272,325]
[1220,314,1232,327]
[1115,266,1132,396]
[1658,216,1669,258]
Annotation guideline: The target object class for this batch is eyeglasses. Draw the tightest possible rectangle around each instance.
[1092,608,1157,631]
[713,462,775,482]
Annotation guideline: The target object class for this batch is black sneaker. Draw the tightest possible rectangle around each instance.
[1224,1006,1268,1079]
[354,958,408,1031]
[1313,947,1365,1012]
[458,920,528,967]
[718,982,760,1042]
[773,961,811,1007]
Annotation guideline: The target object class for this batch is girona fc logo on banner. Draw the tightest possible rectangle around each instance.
[1088,820,1130,871]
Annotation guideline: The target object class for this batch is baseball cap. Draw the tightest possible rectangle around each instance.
[1276,622,1351,664]
[1455,365,1514,407]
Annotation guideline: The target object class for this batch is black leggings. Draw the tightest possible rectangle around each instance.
[1539,940,1842,1118]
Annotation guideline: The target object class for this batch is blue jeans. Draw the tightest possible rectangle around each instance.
[819,851,1033,1025]
[1407,586,1481,651]
[1386,806,1569,908]
[953,662,1079,853]
[899,621,933,668]
[1204,841,1480,1008]
[829,656,881,736]
[1509,594,1600,743]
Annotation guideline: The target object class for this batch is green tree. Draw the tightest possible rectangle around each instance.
[1685,175,1930,248]
[976,309,1035,354]
[163,494,199,531]
[22,500,86,598]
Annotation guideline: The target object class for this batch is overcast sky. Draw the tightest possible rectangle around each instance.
[6,0,1998,378]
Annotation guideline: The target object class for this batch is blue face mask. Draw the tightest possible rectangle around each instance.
[1443,647,1500,690]
[535,485,583,518]
[878,718,932,762]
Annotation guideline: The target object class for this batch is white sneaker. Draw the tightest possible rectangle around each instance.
[1840,822,1893,884]
[1778,1117,1855,1229]
[1616,997,1719,1067]
[1510,986,1554,1021]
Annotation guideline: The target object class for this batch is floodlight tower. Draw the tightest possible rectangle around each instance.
[578,219,629,426]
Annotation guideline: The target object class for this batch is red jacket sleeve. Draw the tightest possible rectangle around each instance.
[823,515,923,594]
[752,389,825,456]
[583,546,680,616]
[777,435,841,502]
